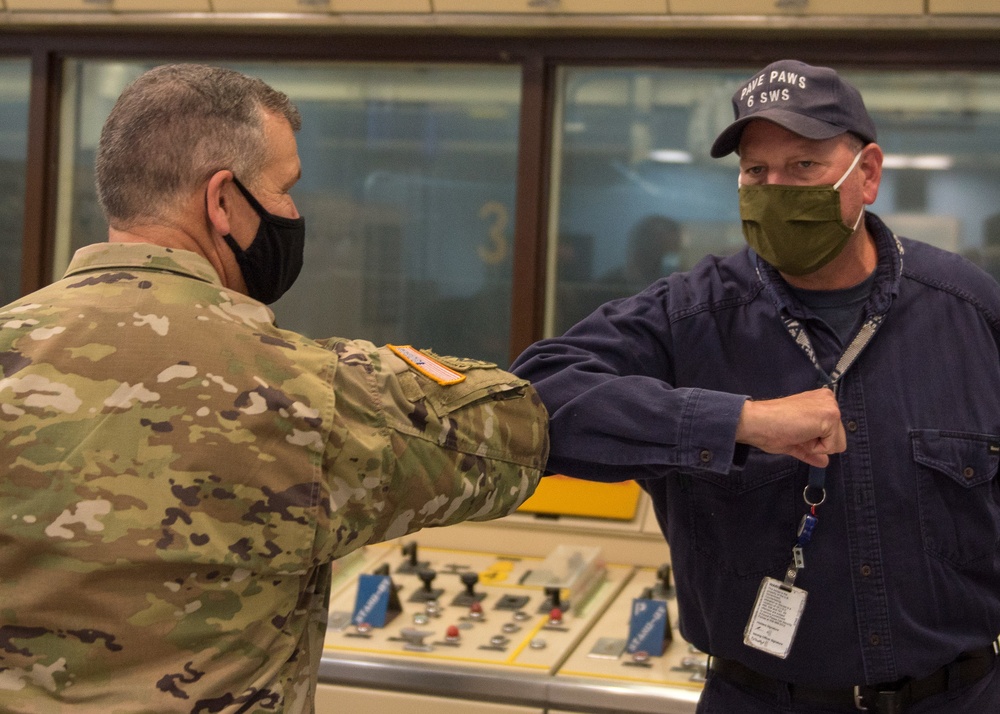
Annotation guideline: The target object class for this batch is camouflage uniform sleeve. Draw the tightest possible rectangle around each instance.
[316,339,548,559]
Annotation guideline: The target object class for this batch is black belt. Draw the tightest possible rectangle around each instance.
[709,641,999,713]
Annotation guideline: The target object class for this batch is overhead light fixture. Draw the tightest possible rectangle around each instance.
[647,149,693,164]
[882,154,954,170]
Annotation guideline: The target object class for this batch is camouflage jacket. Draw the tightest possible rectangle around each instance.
[0,243,547,713]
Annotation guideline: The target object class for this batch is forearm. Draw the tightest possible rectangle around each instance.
[322,340,548,557]
[534,375,748,480]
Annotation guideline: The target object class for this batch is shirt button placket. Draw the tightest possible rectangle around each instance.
[840,404,895,681]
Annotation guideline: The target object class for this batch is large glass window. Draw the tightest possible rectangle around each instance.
[549,67,1000,336]
[58,60,522,365]
[0,59,31,306]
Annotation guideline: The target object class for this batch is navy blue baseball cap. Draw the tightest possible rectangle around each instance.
[711,59,877,158]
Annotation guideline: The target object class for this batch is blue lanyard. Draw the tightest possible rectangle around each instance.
[780,312,884,590]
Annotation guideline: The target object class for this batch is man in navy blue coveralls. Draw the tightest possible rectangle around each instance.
[512,59,1000,713]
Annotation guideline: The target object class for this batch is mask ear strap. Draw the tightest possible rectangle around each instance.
[836,151,866,232]
[231,176,267,214]
[851,207,865,231]
[834,151,864,190]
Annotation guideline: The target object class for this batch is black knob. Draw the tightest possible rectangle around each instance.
[402,541,419,567]
[460,571,479,596]
[418,568,437,592]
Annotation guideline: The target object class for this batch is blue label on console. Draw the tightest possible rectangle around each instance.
[626,597,669,655]
[352,574,394,627]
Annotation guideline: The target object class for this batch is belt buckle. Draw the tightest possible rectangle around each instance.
[854,685,906,714]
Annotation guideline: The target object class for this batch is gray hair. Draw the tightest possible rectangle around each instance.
[95,64,301,228]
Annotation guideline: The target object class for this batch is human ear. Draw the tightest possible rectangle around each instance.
[205,170,236,237]
[859,143,884,205]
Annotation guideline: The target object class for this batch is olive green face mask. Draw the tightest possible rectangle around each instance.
[739,152,864,276]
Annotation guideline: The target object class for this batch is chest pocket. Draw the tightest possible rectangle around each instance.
[912,429,1000,569]
[683,451,800,579]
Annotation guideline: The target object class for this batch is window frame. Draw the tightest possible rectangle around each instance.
[5,28,1000,362]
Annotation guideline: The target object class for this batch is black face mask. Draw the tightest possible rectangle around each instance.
[222,176,305,304]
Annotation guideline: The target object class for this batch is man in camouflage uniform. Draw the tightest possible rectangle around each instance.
[0,64,548,713]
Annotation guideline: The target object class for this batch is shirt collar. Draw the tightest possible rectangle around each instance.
[62,243,222,287]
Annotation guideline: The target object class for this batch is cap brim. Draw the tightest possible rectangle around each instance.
[710,109,853,158]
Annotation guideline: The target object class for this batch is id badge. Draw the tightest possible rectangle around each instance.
[743,577,808,659]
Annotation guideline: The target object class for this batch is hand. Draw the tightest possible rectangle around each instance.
[735,388,846,468]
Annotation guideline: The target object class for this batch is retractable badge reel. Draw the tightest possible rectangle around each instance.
[743,465,825,659]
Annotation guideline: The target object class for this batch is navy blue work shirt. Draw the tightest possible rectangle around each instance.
[511,213,1000,688]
